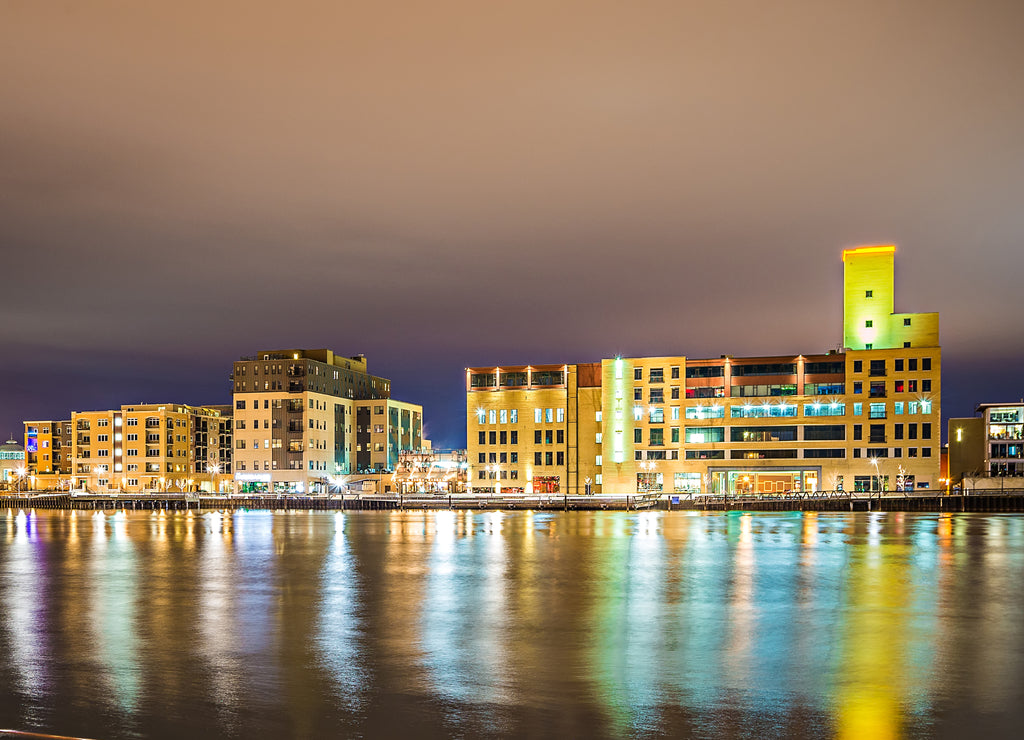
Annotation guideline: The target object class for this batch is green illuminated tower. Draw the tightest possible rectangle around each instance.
[843,245,938,350]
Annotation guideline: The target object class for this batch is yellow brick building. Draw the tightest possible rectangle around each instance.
[46,403,233,493]
[231,349,425,494]
[467,246,941,495]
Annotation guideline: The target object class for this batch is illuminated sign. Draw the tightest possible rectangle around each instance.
[26,439,37,453]
[234,473,271,482]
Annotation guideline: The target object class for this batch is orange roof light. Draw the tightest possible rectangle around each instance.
[842,244,896,261]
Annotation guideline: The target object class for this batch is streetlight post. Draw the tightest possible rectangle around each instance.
[870,458,881,496]
[15,466,26,494]
[206,463,220,494]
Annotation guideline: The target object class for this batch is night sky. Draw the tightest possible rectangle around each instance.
[2,1,1023,448]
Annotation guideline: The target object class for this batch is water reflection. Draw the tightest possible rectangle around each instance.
[0,510,1023,738]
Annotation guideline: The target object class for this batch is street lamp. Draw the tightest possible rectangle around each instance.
[870,458,881,495]
[15,466,26,493]
[206,463,220,494]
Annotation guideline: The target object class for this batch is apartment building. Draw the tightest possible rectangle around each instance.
[231,349,424,494]
[467,246,941,495]
[948,403,1024,486]
[61,403,232,492]
[23,419,72,483]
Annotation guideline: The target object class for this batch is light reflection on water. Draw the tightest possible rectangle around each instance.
[1,509,1023,738]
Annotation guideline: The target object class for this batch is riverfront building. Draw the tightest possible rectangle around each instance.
[230,349,425,493]
[466,246,942,495]
[22,419,72,480]
[1,439,26,489]
[24,404,233,493]
[948,402,1024,486]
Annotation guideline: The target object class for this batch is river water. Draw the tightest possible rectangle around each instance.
[1,509,1022,739]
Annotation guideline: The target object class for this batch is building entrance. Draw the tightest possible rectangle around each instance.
[711,468,820,495]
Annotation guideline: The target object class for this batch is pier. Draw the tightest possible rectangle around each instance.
[2,490,1024,513]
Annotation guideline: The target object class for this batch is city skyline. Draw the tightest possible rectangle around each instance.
[3,1,1024,447]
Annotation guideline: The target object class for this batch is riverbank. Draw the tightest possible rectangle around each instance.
[3,490,1024,513]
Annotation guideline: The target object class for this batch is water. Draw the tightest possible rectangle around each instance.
[1,509,1023,739]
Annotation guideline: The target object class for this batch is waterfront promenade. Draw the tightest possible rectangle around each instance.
[3,489,1024,513]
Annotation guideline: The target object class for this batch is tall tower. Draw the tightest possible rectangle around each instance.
[843,245,938,350]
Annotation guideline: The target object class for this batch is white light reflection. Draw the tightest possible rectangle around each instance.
[1,509,52,702]
[198,511,245,730]
[315,512,366,711]
[420,509,511,711]
[88,510,141,715]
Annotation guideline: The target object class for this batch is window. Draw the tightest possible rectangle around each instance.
[908,380,918,393]
[895,359,904,372]
[510,409,518,423]
[595,411,602,422]
[894,424,904,440]
[510,431,518,445]
[865,320,873,327]
[922,447,931,457]
[866,344,873,350]
[922,379,931,392]
[904,317,912,326]
[634,368,642,380]
[922,358,931,371]
[534,452,542,466]
[869,403,886,419]
[904,342,911,348]
[650,428,664,446]
[489,431,497,444]
[534,430,542,444]
[595,455,602,466]
[909,424,918,440]
[671,366,680,379]
[853,425,862,441]
[803,402,845,417]
[478,431,486,444]
[649,368,664,383]
[853,382,862,394]
[672,406,682,421]
[595,433,602,444]
[499,431,507,444]
[545,409,554,423]
[556,430,564,444]
[922,423,932,440]
[894,402,904,415]
[865,290,873,298]
[649,408,664,423]
[126,418,137,427]
[909,359,918,371]
[869,424,886,443]
[557,408,565,423]
[236,400,246,410]
[853,403,862,416]
[853,360,862,373]
[546,452,554,466]
[671,387,680,400]
[511,452,518,463]
[478,453,486,464]
[556,452,564,465]
[488,409,496,424]
[685,427,725,443]
[634,388,643,401]
[671,427,680,443]
[126,449,138,457]
[534,409,542,423]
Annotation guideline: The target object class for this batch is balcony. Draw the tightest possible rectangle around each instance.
[869,436,887,444]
